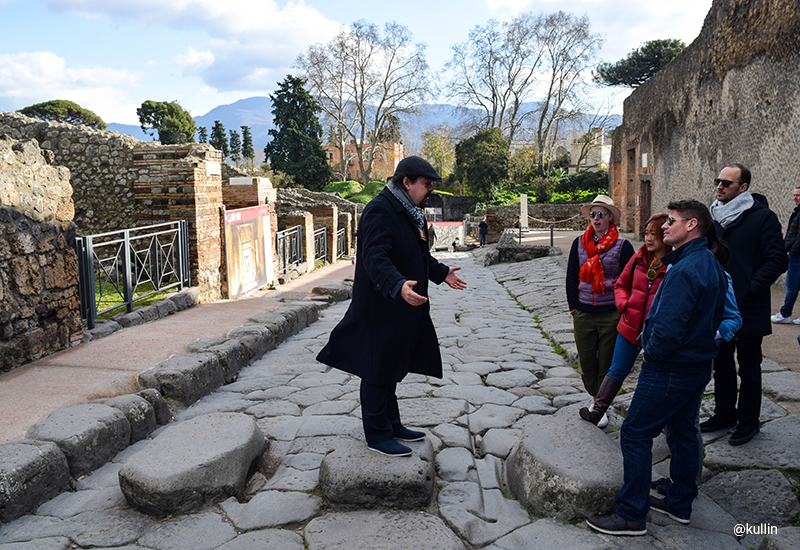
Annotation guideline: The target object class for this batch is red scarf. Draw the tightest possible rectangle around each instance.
[579,223,619,296]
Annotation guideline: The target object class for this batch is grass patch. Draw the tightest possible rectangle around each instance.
[94,281,170,321]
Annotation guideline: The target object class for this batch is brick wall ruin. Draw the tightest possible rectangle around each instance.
[610,0,800,236]
[0,137,81,371]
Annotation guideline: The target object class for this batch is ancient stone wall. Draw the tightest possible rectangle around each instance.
[610,0,800,235]
[0,137,81,371]
[0,112,143,236]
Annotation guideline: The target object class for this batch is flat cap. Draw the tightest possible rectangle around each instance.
[394,156,442,182]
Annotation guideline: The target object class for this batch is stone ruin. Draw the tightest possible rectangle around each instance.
[0,136,81,371]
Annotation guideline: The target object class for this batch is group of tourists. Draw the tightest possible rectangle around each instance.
[573,164,789,536]
[316,155,794,536]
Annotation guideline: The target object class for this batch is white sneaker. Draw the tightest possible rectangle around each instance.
[771,312,793,324]
[794,318,800,325]
[597,412,609,428]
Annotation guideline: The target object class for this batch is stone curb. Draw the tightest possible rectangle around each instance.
[0,300,328,523]
[81,287,200,343]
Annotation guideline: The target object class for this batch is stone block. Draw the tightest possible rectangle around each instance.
[25,404,130,478]
[758,527,800,550]
[167,289,196,311]
[118,413,266,516]
[311,284,352,303]
[704,416,800,474]
[304,510,465,550]
[137,388,172,425]
[319,436,435,509]
[112,310,143,328]
[203,338,251,382]
[81,319,121,342]
[0,440,70,523]
[136,304,159,323]
[249,312,290,343]
[505,415,623,521]
[102,394,157,443]
[139,352,225,406]
[227,323,274,359]
[151,298,177,317]
[701,470,800,526]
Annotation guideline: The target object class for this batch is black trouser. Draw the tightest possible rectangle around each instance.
[360,380,402,444]
[713,336,763,428]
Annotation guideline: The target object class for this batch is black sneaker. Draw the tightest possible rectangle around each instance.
[367,439,412,456]
[649,495,690,524]
[393,427,426,442]
[650,477,672,496]
[699,415,737,433]
[587,513,647,536]
[729,423,759,446]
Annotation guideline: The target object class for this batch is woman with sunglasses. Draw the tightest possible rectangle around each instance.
[580,213,668,425]
[567,195,634,428]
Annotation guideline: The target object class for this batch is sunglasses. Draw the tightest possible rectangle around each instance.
[666,216,691,226]
[588,211,608,219]
[647,259,663,282]
[714,178,741,188]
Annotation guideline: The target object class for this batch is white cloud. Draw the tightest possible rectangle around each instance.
[0,51,142,123]
[45,0,345,91]
[174,47,214,76]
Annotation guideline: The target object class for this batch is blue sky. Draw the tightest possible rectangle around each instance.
[0,0,712,125]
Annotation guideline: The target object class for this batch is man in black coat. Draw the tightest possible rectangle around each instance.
[701,164,788,445]
[771,185,800,324]
[317,156,466,457]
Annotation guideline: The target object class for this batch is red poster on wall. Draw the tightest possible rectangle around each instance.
[224,204,274,299]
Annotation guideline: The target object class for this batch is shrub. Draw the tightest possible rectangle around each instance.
[324,180,363,195]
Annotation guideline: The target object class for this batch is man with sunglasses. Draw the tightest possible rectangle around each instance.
[701,164,787,446]
[588,200,727,536]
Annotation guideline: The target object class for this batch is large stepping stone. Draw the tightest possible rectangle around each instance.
[762,370,800,401]
[700,470,800,526]
[25,404,130,478]
[505,415,623,521]
[0,440,70,523]
[438,481,531,547]
[319,436,435,509]
[304,510,465,550]
[119,413,265,516]
[484,518,612,550]
[704,416,800,474]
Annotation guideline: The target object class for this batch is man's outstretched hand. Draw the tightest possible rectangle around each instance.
[445,267,467,290]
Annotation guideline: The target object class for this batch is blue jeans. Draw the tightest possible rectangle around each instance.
[607,334,641,382]
[615,362,712,523]
[780,254,800,317]
[480,233,487,246]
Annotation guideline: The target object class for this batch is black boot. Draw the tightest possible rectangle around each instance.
[580,376,623,425]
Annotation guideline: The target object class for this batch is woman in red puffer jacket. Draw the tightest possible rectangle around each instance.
[580,213,668,424]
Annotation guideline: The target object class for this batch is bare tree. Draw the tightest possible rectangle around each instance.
[297,20,431,185]
[530,12,604,170]
[444,13,543,143]
[445,11,603,170]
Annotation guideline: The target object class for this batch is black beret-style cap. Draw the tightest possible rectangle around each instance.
[394,155,442,182]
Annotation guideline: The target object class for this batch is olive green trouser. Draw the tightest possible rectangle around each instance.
[572,309,621,397]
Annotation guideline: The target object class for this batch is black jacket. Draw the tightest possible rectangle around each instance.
[317,188,450,384]
[714,193,788,337]
[786,204,800,256]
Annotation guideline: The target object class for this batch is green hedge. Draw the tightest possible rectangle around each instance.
[324,180,363,195]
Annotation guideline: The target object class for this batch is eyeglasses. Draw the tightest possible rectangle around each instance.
[714,178,741,188]
[588,211,608,219]
[666,216,691,226]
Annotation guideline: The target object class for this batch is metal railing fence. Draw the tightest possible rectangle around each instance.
[75,220,190,329]
[314,227,327,262]
[276,225,303,275]
[336,228,346,259]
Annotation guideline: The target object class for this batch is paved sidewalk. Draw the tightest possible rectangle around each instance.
[1,250,797,549]
[0,261,355,444]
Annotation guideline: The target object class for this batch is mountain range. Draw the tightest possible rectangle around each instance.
[106,96,621,157]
